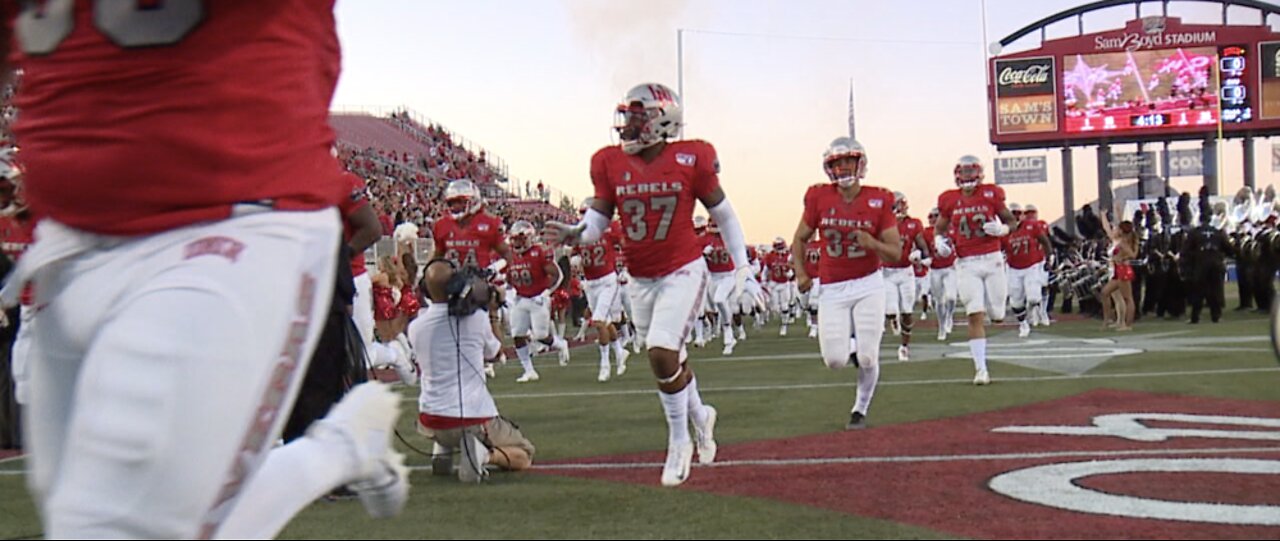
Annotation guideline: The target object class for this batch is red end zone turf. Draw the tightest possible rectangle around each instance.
[544,389,1280,540]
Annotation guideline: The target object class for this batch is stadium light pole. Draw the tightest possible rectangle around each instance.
[677,29,684,106]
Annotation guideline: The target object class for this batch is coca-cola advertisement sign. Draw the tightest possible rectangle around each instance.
[995,57,1056,97]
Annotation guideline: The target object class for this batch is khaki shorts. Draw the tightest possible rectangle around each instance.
[419,416,536,460]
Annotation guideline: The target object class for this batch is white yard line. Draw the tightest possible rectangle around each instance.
[399,366,1280,401]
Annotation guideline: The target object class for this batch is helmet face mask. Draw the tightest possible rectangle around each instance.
[823,137,867,188]
[615,83,683,155]
[954,155,983,190]
[508,220,536,253]
[893,191,908,217]
[444,179,482,220]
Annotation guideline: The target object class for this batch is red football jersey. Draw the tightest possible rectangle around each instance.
[576,223,622,281]
[937,185,1008,258]
[339,173,370,277]
[702,234,735,274]
[11,1,345,235]
[508,245,554,298]
[885,217,924,269]
[802,184,897,284]
[432,212,504,269]
[802,240,822,279]
[913,262,929,278]
[764,251,792,283]
[924,227,957,269]
[1003,219,1049,269]
[591,140,721,279]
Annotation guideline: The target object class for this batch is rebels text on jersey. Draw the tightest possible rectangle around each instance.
[702,234,735,274]
[433,212,504,270]
[803,240,822,278]
[764,251,792,283]
[11,0,346,235]
[937,185,1008,258]
[508,245,554,298]
[591,140,721,279]
[576,223,622,280]
[885,217,924,269]
[802,184,897,284]
[1003,219,1049,270]
[924,226,957,269]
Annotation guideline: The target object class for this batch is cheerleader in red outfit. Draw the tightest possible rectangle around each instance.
[1100,214,1140,332]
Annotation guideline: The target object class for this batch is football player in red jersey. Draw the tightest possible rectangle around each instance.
[924,207,959,341]
[792,137,901,430]
[882,192,929,362]
[703,218,747,355]
[0,155,35,406]
[545,83,764,487]
[934,155,1020,386]
[798,239,824,338]
[507,221,570,383]
[0,2,406,537]
[1002,203,1053,338]
[764,237,797,336]
[573,203,631,382]
[432,179,512,272]
[1023,204,1053,326]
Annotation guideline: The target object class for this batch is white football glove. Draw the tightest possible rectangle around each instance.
[703,244,713,255]
[983,221,1010,237]
[934,235,953,258]
[908,250,924,264]
[736,266,767,311]
[488,259,508,274]
[543,220,584,246]
[920,257,933,267]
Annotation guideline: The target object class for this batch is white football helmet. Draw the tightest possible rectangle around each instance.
[1024,204,1038,217]
[508,220,537,253]
[1009,202,1023,215]
[615,83,683,155]
[822,137,867,188]
[954,155,983,190]
[444,179,483,220]
[772,237,786,252]
[927,207,940,227]
[693,215,708,233]
[892,191,908,217]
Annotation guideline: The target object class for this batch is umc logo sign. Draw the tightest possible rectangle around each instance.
[994,155,1048,185]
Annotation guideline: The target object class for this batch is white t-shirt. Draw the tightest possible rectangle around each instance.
[411,303,502,420]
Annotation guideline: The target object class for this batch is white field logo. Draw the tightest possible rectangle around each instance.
[990,413,1280,526]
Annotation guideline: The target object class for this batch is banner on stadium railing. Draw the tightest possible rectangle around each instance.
[994,155,1048,185]
[1109,151,1157,180]
[1164,149,1204,177]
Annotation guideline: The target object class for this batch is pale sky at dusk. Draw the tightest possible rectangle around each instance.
[333,0,1280,242]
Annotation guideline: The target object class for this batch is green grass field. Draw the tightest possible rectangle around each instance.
[1,301,1277,540]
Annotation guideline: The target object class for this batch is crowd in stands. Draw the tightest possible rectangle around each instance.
[336,110,575,237]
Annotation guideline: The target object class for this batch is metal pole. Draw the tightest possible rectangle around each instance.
[1245,135,1257,190]
[1063,147,1077,236]
[677,29,684,101]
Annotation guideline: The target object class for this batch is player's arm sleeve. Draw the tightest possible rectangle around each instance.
[708,196,751,270]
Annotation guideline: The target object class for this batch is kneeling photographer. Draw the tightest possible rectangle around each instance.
[411,259,535,483]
